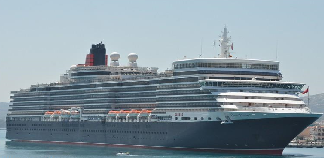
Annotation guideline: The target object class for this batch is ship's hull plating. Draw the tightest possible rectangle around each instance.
[6,116,319,155]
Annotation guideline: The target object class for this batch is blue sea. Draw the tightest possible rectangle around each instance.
[0,130,323,158]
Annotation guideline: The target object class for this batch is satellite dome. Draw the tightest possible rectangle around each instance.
[128,53,138,62]
[110,52,120,67]
[110,52,120,61]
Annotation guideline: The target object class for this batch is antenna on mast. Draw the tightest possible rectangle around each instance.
[200,38,203,58]
[276,40,278,60]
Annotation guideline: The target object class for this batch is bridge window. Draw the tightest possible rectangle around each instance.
[173,62,279,70]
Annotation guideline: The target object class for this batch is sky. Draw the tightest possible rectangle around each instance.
[0,0,323,102]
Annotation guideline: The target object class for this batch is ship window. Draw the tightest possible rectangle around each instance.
[201,117,204,120]
[175,117,178,120]
[194,117,197,120]
[208,117,211,120]
[181,117,190,120]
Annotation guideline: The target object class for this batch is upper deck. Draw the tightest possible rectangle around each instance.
[172,58,281,81]
[173,58,279,71]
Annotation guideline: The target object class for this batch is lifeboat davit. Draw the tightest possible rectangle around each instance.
[51,110,61,118]
[60,110,71,118]
[70,111,80,118]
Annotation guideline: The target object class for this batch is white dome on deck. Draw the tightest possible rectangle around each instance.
[110,52,120,61]
[128,53,138,62]
[110,52,120,67]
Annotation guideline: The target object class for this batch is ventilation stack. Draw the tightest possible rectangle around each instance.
[85,42,107,66]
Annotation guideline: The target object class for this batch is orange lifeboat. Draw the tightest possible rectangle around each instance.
[44,111,54,118]
[108,110,121,114]
[120,110,130,114]
[44,111,54,115]
[51,110,61,118]
[130,109,141,113]
[140,109,152,113]
[53,110,61,114]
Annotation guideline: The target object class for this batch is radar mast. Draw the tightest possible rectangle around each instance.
[218,26,233,58]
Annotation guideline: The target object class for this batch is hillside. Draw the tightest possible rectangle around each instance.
[0,102,10,128]
[301,93,324,121]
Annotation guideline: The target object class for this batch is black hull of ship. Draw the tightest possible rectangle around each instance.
[6,116,319,155]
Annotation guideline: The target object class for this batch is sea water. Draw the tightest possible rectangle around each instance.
[0,130,323,158]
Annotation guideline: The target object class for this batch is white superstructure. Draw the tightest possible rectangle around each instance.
[9,26,317,122]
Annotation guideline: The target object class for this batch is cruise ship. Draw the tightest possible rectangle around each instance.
[6,27,322,155]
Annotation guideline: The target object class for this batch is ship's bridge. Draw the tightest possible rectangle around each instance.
[172,58,281,81]
[199,79,304,92]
